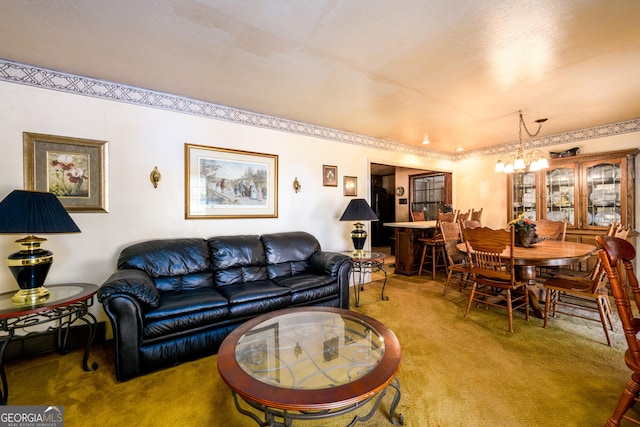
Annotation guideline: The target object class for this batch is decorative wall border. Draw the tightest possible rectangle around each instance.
[0,59,450,159]
[0,58,638,161]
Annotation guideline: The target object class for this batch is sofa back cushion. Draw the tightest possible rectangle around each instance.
[261,232,320,279]
[117,238,213,292]
[208,235,268,287]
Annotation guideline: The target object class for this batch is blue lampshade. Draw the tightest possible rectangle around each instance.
[0,190,80,234]
[0,190,80,305]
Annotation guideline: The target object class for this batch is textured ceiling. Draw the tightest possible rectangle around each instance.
[1,0,639,153]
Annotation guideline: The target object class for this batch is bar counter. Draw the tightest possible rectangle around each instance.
[384,221,438,275]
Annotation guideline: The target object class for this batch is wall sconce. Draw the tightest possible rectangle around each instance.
[293,177,301,193]
[150,166,161,188]
[495,110,549,174]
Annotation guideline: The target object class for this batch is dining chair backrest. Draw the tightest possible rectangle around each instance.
[535,218,567,241]
[471,208,483,226]
[597,235,640,425]
[607,222,631,239]
[440,220,461,244]
[462,226,514,284]
[441,220,465,265]
[457,210,471,222]
[438,210,456,223]
[411,211,425,221]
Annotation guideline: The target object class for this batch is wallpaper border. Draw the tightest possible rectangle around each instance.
[1,59,638,161]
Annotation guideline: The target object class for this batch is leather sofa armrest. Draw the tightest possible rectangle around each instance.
[310,252,352,277]
[98,269,160,309]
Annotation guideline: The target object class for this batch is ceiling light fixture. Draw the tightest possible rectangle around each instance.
[422,135,430,145]
[456,146,464,152]
[495,110,549,174]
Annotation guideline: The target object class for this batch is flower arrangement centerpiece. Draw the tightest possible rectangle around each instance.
[508,212,538,247]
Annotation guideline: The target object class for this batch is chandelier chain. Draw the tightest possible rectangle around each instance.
[519,110,545,141]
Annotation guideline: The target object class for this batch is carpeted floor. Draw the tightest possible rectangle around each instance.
[5,270,638,426]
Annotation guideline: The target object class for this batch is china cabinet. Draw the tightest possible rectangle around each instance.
[507,149,637,244]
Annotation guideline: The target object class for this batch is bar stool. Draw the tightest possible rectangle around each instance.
[418,210,456,279]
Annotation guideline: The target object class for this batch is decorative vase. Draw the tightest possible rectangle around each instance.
[516,228,536,248]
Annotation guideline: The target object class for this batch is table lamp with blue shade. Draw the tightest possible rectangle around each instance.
[0,190,80,305]
[339,198,379,256]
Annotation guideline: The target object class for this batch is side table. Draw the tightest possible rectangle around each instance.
[344,251,388,307]
[0,283,99,404]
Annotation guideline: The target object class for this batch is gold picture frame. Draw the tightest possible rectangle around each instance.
[323,165,337,187]
[343,176,357,196]
[185,144,278,219]
[23,132,109,212]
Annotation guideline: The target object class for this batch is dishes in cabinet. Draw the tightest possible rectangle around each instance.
[594,211,621,227]
[523,173,535,186]
[589,165,617,181]
[590,189,617,205]
[547,210,572,222]
[522,192,536,207]
[549,192,572,207]
[548,169,572,183]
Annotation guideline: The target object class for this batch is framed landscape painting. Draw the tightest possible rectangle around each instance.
[185,144,278,219]
[23,132,109,212]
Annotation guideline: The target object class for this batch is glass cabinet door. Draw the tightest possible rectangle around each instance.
[584,161,622,229]
[544,166,578,227]
[510,172,537,220]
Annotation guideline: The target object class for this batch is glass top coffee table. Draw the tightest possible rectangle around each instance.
[217,307,404,426]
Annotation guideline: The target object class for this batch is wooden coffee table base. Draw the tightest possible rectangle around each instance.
[230,377,403,427]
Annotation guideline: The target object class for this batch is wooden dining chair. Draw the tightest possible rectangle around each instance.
[457,209,471,222]
[534,218,567,242]
[542,249,614,346]
[440,220,473,297]
[535,219,568,278]
[410,211,425,221]
[418,210,456,279]
[462,226,529,332]
[470,208,483,227]
[597,235,640,426]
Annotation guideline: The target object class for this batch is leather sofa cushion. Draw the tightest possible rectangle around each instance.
[216,279,292,318]
[208,235,268,286]
[144,288,229,339]
[274,274,339,305]
[262,232,320,278]
[118,239,211,292]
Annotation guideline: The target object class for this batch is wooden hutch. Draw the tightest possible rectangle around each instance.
[507,149,637,247]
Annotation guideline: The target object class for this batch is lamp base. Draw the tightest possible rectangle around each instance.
[7,235,53,306]
[350,222,367,257]
[12,286,50,305]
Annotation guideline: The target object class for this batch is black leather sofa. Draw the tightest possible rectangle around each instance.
[98,231,352,381]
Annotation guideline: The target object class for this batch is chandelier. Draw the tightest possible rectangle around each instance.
[495,110,549,174]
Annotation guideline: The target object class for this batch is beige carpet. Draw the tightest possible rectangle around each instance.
[5,271,637,426]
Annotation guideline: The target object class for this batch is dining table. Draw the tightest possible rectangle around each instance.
[457,239,598,317]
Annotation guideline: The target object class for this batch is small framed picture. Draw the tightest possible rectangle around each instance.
[343,176,357,196]
[23,132,109,212]
[323,165,337,187]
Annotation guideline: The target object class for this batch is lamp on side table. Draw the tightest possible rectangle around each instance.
[0,190,80,305]
[339,198,379,256]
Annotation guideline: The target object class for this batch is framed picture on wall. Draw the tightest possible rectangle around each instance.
[323,165,337,186]
[343,176,357,196]
[185,143,278,219]
[23,132,109,212]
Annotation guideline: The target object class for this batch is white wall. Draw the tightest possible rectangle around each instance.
[0,81,453,322]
